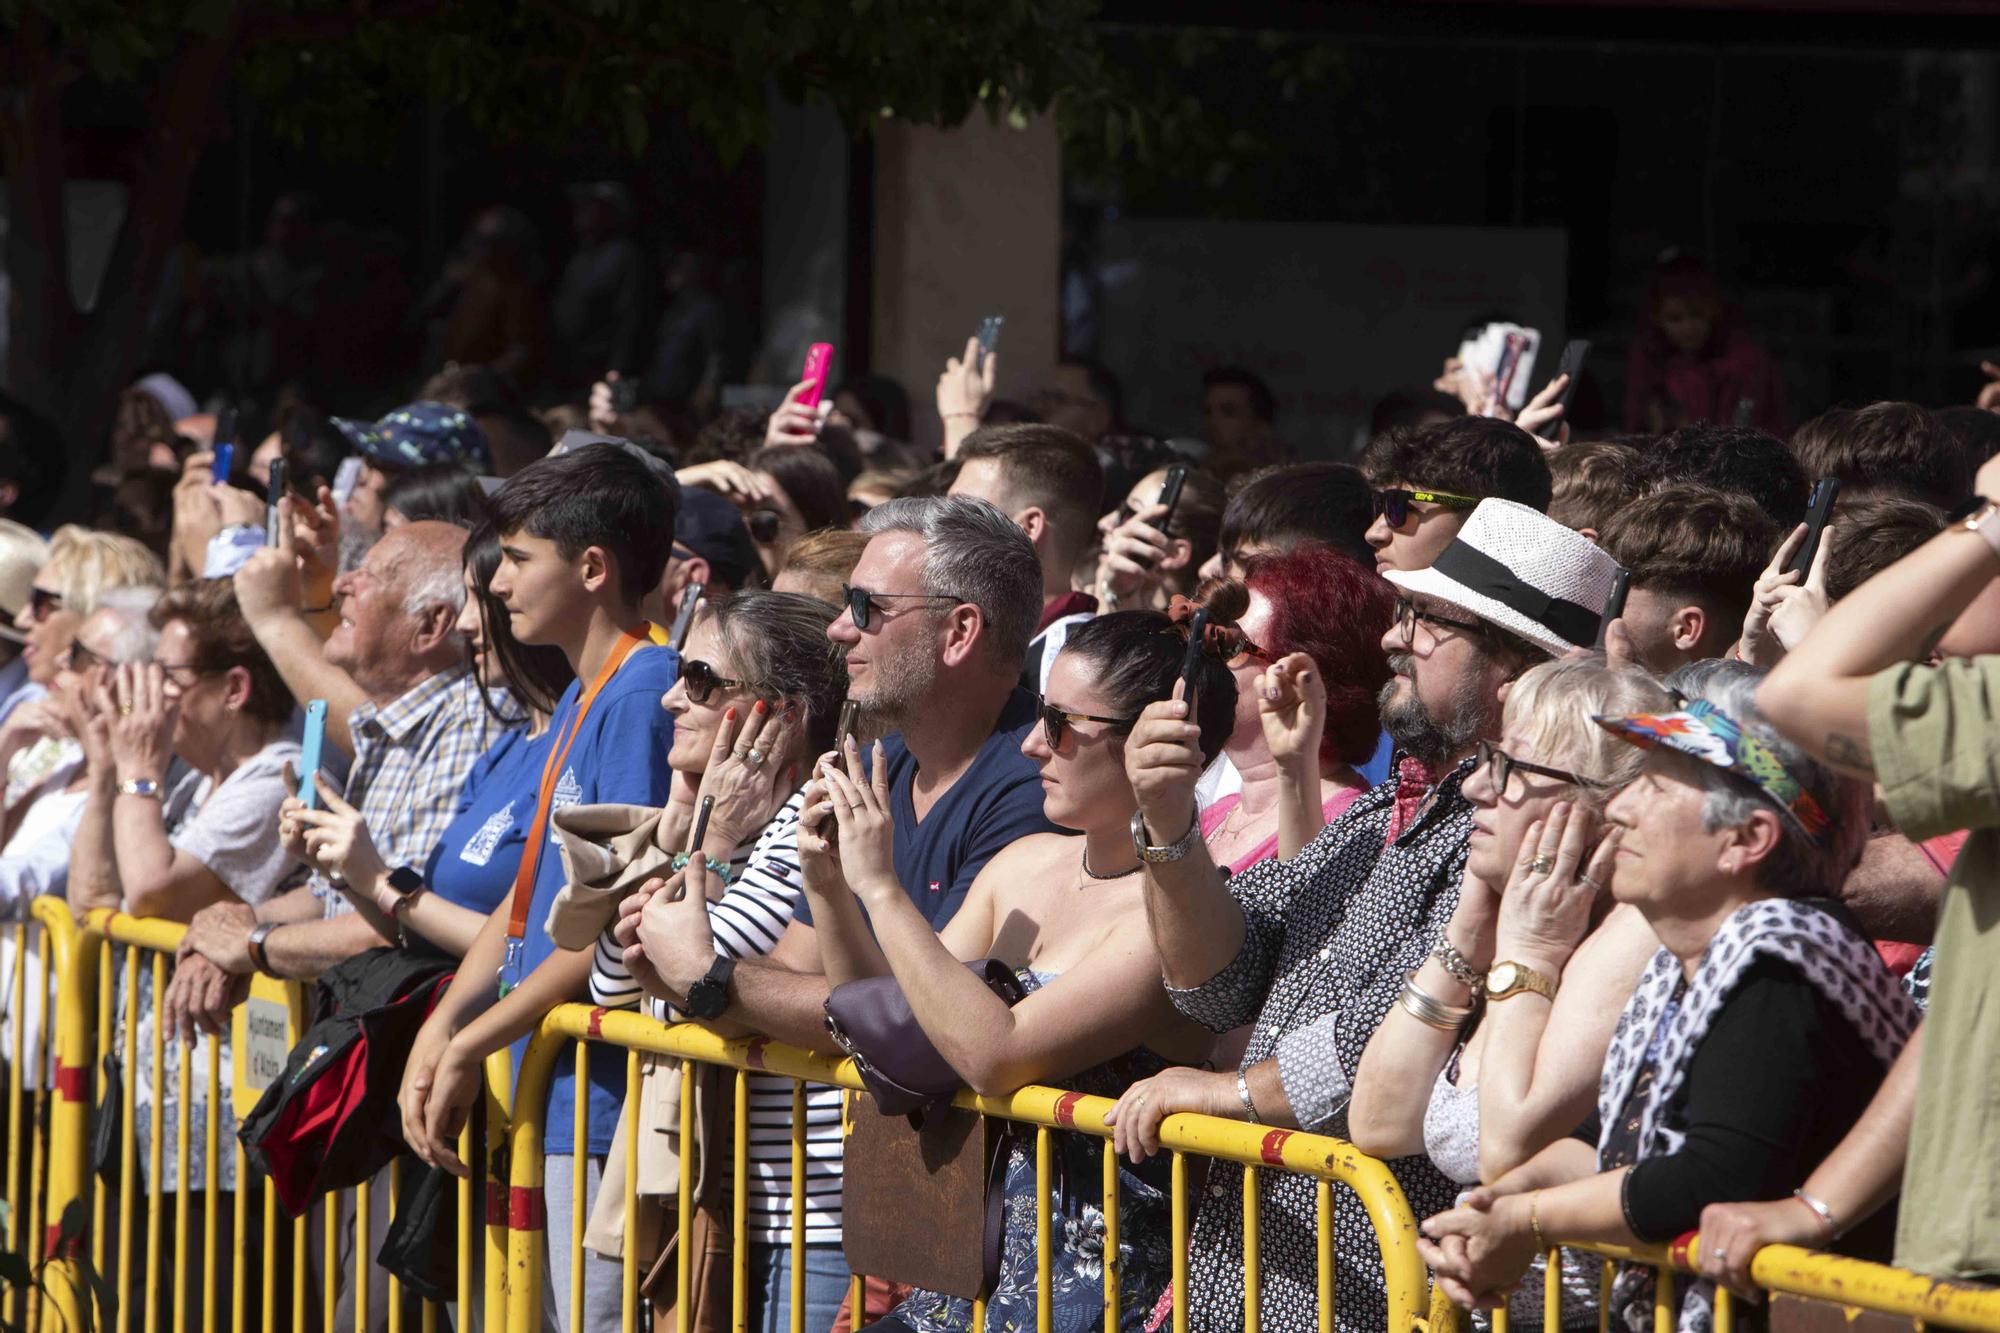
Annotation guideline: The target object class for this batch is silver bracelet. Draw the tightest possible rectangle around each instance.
[1792,1188,1840,1238]
[1431,936,1485,991]
[1237,1069,1260,1124]
[1399,976,1476,1031]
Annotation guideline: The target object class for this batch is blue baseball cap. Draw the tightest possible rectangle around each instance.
[675,487,758,590]
[332,401,492,472]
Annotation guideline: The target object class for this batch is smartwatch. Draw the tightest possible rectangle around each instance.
[682,954,736,1021]
[383,865,424,917]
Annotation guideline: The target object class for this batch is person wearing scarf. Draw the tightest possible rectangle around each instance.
[1416,660,1918,1333]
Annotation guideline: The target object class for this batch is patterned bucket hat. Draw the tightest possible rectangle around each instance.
[1594,699,1831,843]
[332,401,492,472]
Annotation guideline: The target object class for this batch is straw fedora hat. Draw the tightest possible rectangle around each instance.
[1382,499,1620,658]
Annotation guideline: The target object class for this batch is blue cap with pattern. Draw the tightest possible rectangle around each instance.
[332,401,491,472]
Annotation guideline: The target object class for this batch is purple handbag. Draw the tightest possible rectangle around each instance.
[822,959,1028,1117]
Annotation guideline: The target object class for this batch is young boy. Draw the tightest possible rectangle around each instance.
[396,441,680,1332]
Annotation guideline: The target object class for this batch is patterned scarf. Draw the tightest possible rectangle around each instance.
[1596,897,1919,1333]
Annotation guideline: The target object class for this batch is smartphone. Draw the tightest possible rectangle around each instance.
[211,442,234,485]
[1732,397,1757,427]
[1179,608,1210,716]
[1787,478,1842,578]
[685,794,715,856]
[836,699,860,750]
[266,457,289,546]
[1156,464,1189,533]
[974,316,1004,373]
[1551,339,1591,427]
[332,456,364,508]
[799,343,835,409]
[297,700,327,810]
[670,581,704,652]
[609,375,640,415]
[1594,567,1632,649]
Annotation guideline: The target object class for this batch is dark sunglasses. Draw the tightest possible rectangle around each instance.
[1393,597,1485,644]
[1373,487,1480,528]
[746,510,783,544]
[1476,740,1610,795]
[26,587,62,623]
[1037,696,1138,749]
[679,658,748,705]
[841,584,966,631]
[58,640,109,673]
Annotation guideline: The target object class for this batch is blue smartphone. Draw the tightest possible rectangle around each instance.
[298,700,327,809]
[211,442,234,484]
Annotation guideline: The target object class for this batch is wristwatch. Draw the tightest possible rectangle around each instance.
[1131,808,1201,863]
[383,865,424,913]
[683,954,736,1021]
[1485,960,1558,1003]
[1951,495,2000,560]
[117,777,161,799]
[246,921,281,978]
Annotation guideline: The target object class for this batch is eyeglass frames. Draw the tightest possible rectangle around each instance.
[57,640,109,674]
[679,658,749,705]
[1373,487,1480,529]
[841,584,968,631]
[1036,695,1138,749]
[1476,740,1610,795]
[1393,597,1485,644]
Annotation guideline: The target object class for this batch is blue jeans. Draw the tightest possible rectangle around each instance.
[749,1240,850,1333]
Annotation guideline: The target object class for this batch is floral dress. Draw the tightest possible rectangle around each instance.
[890,970,1179,1333]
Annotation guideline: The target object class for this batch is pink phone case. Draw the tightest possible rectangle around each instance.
[800,343,834,408]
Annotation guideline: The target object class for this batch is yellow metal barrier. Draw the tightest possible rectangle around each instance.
[502,1002,1438,1333]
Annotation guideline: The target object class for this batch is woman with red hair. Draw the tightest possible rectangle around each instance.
[1199,545,1395,876]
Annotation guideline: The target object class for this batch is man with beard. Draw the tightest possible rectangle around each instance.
[633,494,1060,1051]
[1110,499,1618,1333]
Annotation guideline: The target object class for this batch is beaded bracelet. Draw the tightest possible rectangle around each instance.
[671,852,732,882]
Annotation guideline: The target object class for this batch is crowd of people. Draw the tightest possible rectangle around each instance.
[0,233,1997,1333]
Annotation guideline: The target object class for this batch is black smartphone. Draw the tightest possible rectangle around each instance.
[974,316,1004,373]
[1156,465,1189,533]
[1551,339,1591,428]
[1732,397,1757,426]
[1179,607,1210,716]
[670,581,705,651]
[1594,567,1631,649]
[609,375,640,415]
[835,699,859,749]
[1787,478,1842,578]
[266,457,289,546]
[686,794,714,855]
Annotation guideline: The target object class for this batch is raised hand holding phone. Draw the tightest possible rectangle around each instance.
[1787,478,1841,578]
[937,332,997,458]
[670,581,705,651]
[799,342,834,409]
[1593,568,1632,649]
[297,700,328,809]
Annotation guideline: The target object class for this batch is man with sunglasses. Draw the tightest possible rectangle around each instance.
[1118,499,1616,1332]
[1360,415,1552,576]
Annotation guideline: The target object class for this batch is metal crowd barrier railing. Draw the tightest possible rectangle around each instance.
[8,890,2000,1333]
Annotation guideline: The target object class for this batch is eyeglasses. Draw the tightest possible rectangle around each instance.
[746,510,783,544]
[679,658,748,705]
[1476,740,1610,795]
[26,588,62,623]
[57,640,109,674]
[1373,487,1480,529]
[840,584,968,631]
[1394,597,1486,644]
[1037,695,1138,749]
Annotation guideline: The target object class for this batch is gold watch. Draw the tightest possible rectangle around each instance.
[1485,960,1558,1003]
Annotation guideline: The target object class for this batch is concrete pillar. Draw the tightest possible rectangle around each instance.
[870,113,1061,453]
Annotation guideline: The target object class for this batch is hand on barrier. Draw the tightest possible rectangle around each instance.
[164,950,250,1044]
[1255,652,1326,775]
[1122,683,1204,844]
[614,876,684,1004]
[1697,1198,1828,1302]
[1103,1066,1238,1165]
[816,737,897,902]
[183,898,261,975]
[400,1014,468,1174]
[1418,1189,1537,1310]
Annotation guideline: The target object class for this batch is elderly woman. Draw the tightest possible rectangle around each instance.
[600,589,850,1333]
[800,610,1232,1333]
[1347,658,1669,1330]
[1199,546,1394,872]
[1417,661,1918,1333]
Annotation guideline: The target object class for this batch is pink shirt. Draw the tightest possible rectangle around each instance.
[1199,786,1366,876]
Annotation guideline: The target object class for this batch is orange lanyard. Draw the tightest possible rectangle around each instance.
[498,628,646,990]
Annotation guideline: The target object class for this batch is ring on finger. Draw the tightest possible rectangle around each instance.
[1579,873,1602,892]
[1713,1249,1729,1264]
[745,747,764,767]
[1530,855,1555,875]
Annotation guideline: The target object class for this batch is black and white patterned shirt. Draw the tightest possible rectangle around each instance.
[1167,758,1475,1333]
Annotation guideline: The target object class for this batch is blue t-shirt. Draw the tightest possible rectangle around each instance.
[1357,727,1395,788]
[508,642,679,1155]
[794,688,1064,932]
[422,724,556,917]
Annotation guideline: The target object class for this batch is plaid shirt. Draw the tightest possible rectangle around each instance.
[316,668,511,918]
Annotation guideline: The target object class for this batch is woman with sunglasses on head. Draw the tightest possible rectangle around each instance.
[801,610,1233,1333]
[1346,657,1670,1330]
[595,589,850,1333]
[1197,546,1396,877]
[281,524,574,956]
[1418,661,1915,1333]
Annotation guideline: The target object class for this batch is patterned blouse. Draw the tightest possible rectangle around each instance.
[1165,759,1475,1333]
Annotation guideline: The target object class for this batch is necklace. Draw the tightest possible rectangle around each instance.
[1081,847,1142,881]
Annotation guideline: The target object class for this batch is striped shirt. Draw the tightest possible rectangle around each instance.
[589,789,845,1245]
[316,669,510,918]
